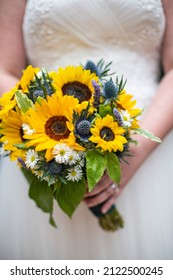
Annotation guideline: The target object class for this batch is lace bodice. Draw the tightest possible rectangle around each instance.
[23,0,165,109]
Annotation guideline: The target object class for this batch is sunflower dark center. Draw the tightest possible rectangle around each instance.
[45,116,70,140]
[51,121,67,135]
[100,126,115,141]
[62,81,92,103]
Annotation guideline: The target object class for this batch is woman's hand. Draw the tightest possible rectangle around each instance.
[84,140,144,214]
[84,172,116,213]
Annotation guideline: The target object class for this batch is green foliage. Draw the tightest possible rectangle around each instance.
[105,152,121,185]
[99,206,124,231]
[86,150,107,191]
[55,178,86,218]
[36,96,44,105]
[21,167,35,185]
[99,104,112,118]
[53,181,61,194]
[116,75,127,93]
[15,91,34,113]
[134,128,161,143]
[96,59,115,78]
[29,179,53,213]
[21,168,56,227]
[13,143,29,150]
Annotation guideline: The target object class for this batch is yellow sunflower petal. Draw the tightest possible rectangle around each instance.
[24,94,81,153]
[20,65,40,92]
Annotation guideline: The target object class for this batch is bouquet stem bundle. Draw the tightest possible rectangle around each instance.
[90,203,124,231]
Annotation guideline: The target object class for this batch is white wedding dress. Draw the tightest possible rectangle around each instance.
[0,0,173,260]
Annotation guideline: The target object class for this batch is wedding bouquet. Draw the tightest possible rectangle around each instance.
[0,60,161,231]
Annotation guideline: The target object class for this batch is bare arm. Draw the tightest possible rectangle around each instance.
[85,1,173,212]
[102,0,173,211]
[123,0,173,166]
[0,0,26,95]
[140,0,173,139]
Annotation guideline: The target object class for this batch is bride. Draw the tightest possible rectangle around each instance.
[0,0,173,259]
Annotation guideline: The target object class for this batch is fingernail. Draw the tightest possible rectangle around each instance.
[101,207,107,214]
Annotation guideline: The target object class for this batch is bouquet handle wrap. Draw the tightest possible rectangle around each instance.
[89,203,124,231]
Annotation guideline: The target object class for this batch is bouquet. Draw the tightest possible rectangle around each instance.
[0,60,161,231]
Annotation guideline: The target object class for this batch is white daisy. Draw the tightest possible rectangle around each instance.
[33,169,44,179]
[25,149,39,169]
[66,166,83,182]
[22,123,36,135]
[68,150,80,166]
[120,110,132,127]
[74,151,85,167]
[43,176,50,182]
[52,143,72,164]
[76,157,85,167]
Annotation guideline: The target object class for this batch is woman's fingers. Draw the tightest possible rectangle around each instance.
[101,193,116,213]
[84,173,113,198]
[84,183,116,207]
[83,170,125,213]
[97,185,123,214]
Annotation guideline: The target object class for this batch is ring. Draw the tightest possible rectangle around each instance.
[111,184,116,190]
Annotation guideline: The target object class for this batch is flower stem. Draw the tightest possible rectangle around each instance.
[89,203,124,231]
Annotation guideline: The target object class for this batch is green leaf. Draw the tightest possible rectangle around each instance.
[99,104,112,118]
[55,178,86,218]
[14,142,29,150]
[134,128,162,143]
[36,96,44,105]
[53,180,61,194]
[49,215,57,228]
[21,168,56,227]
[21,167,35,185]
[29,178,53,213]
[15,90,34,113]
[86,150,107,191]
[105,152,121,185]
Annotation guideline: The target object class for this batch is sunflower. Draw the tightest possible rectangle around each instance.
[116,91,142,128]
[89,115,127,152]
[116,91,141,117]
[0,109,27,160]
[0,86,18,118]
[50,65,98,104]
[19,65,40,92]
[24,94,85,161]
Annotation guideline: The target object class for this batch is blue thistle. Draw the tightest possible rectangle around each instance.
[113,108,124,126]
[48,161,63,175]
[102,78,118,100]
[85,60,100,76]
[76,119,91,141]
[28,71,55,102]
